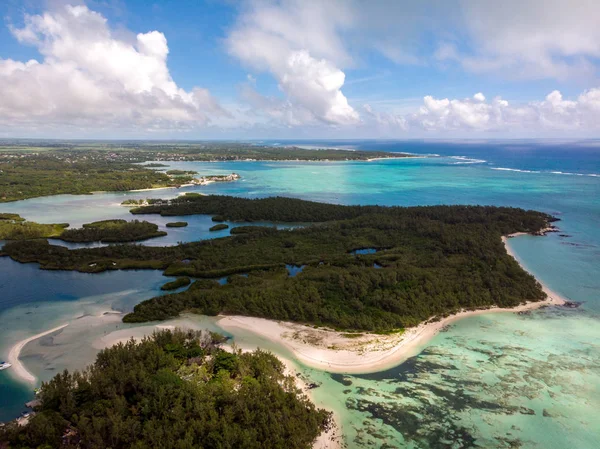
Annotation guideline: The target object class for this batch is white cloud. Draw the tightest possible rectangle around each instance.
[439,0,600,80]
[372,88,600,133]
[227,0,359,126]
[0,5,228,133]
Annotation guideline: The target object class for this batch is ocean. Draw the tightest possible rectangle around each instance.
[1,140,599,448]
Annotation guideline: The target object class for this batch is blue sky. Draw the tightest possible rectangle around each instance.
[1,0,599,139]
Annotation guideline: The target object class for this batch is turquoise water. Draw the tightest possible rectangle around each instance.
[1,143,599,448]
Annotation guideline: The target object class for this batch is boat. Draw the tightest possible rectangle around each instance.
[0,361,12,370]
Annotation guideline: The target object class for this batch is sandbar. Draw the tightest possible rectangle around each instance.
[7,324,69,383]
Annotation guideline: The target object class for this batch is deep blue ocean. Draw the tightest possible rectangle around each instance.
[1,140,598,448]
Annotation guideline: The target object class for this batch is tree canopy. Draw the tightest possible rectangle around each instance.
[0,329,330,449]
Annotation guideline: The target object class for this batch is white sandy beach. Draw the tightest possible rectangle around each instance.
[7,324,69,383]
[218,234,567,375]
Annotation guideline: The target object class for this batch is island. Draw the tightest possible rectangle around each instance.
[58,219,167,243]
[209,223,229,231]
[1,196,558,334]
[0,216,167,243]
[0,329,330,449]
[166,221,188,228]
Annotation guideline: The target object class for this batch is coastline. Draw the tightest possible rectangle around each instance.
[280,358,344,449]
[218,233,567,375]
[7,323,69,384]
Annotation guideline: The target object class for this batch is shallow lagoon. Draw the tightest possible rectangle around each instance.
[1,145,599,447]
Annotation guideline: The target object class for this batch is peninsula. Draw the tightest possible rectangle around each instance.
[1,196,557,333]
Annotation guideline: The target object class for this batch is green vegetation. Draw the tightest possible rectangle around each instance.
[0,329,329,449]
[209,223,229,231]
[59,219,167,243]
[166,169,198,175]
[121,199,146,206]
[0,156,184,203]
[1,197,555,332]
[230,225,276,235]
[161,277,192,291]
[0,214,68,240]
[166,221,188,228]
[128,194,398,221]
[0,213,25,221]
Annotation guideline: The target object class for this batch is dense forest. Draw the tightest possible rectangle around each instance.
[0,217,166,243]
[0,329,329,449]
[59,220,167,243]
[1,198,555,331]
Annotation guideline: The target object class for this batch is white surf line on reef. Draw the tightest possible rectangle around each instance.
[7,324,69,384]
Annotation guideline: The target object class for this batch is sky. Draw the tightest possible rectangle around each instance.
[1,0,600,139]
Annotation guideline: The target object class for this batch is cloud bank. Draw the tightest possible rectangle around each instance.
[364,89,600,134]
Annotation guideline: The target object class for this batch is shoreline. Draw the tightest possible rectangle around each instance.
[7,323,69,384]
[279,358,344,449]
[218,233,567,375]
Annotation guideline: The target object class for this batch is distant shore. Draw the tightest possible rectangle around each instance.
[218,233,566,375]
[7,324,69,383]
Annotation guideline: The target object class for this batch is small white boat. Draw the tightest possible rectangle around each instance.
[0,361,12,370]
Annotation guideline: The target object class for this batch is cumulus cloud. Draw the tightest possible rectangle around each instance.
[0,5,228,133]
[227,0,359,126]
[366,88,600,133]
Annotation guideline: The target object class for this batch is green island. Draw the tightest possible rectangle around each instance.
[166,221,188,228]
[209,223,229,231]
[58,219,167,243]
[0,216,167,243]
[161,276,192,290]
[0,329,329,449]
[0,142,407,202]
[1,196,555,332]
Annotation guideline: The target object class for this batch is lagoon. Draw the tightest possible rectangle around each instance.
[1,141,599,448]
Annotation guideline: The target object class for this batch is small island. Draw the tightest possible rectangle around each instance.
[161,276,191,290]
[58,219,167,243]
[209,223,229,231]
[166,221,188,228]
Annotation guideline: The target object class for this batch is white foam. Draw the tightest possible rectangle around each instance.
[491,167,600,177]
[491,167,540,173]
[449,156,487,164]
